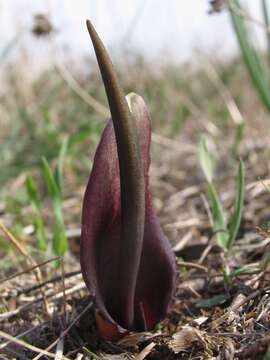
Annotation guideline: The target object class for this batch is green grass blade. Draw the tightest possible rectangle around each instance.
[230,0,266,75]
[228,0,270,111]
[25,175,41,211]
[232,122,245,158]
[33,216,47,252]
[52,219,67,256]
[231,262,259,277]
[207,183,228,250]
[25,175,47,251]
[54,136,69,193]
[262,0,270,65]
[199,136,215,183]
[41,157,67,256]
[198,136,228,249]
[227,160,245,250]
[41,157,61,206]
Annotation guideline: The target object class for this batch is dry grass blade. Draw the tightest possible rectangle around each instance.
[0,256,59,285]
[0,321,50,350]
[151,132,196,153]
[60,257,67,328]
[135,342,156,360]
[0,221,33,263]
[54,59,110,117]
[212,285,270,328]
[32,301,93,360]
[0,330,71,360]
[205,62,243,125]
[0,221,50,314]
[0,281,85,322]
[177,261,208,272]
[17,270,81,296]
[55,338,64,360]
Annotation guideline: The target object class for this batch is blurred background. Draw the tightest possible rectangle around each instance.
[0,0,265,71]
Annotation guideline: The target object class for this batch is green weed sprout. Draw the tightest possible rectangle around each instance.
[199,135,245,252]
[41,157,67,257]
[25,137,69,257]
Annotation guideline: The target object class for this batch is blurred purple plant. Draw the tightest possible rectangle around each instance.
[80,20,177,341]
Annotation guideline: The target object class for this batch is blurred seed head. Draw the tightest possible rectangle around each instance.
[208,0,226,14]
[32,14,54,37]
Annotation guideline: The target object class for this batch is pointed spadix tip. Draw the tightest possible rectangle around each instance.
[86,19,95,39]
[86,19,91,31]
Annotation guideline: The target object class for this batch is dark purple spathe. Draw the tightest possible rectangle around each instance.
[80,21,177,341]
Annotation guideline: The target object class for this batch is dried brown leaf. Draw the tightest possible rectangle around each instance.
[168,326,207,354]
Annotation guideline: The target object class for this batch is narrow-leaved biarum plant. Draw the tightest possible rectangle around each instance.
[80,20,177,341]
